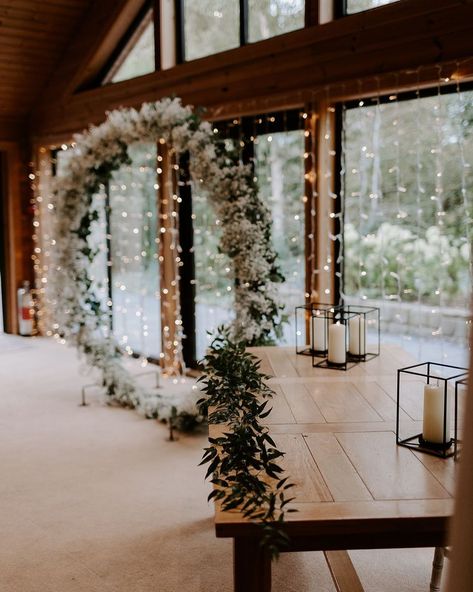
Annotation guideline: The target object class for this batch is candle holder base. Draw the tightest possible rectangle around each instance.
[397,433,456,459]
[418,435,453,452]
[347,352,379,363]
[296,347,313,357]
[313,358,359,371]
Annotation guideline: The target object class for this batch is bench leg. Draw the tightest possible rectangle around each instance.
[234,537,271,592]
[429,547,445,592]
[324,550,365,592]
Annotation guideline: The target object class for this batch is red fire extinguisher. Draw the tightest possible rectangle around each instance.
[17,281,34,336]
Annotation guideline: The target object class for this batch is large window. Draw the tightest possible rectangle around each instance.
[109,143,160,358]
[180,0,305,62]
[192,112,306,358]
[193,185,234,358]
[343,88,473,363]
[182,0,240,61]
[55,144,160,361]
[254,129,305,343]
[248,0,305,43]
[103,5,155,85]
[111,21,155,83]
[344,0,399,14]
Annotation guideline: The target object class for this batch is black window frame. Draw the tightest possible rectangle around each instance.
[176,0,307,64]
[336,0,401,18]
[339,79,473,306]
[51,147,162,366]
[96,0,156,89]
[182,108,306,365]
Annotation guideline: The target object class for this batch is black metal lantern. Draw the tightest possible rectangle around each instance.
[396,362,468,458]
[312,305,381,371]
[295,303,333,356]
[312,307,355,371]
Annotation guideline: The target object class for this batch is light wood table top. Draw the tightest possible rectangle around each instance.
[211,344,457,550]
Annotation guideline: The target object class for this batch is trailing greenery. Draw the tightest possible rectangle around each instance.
[197,330,296,559]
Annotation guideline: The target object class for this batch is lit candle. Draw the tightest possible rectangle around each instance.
[313,313,327,352]
[349,315,366,355]
[328,322,346,365]
[422,383,450,444]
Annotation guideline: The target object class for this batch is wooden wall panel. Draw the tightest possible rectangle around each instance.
[0,0,91,123]
[0,141,34,333]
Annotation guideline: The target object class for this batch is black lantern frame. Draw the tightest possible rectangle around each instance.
[294,302,333,356]
[396,362,468,458]
[312,304,380,371]
[454,376,469,461]
[345,304,380,363]
[312,307,358,371]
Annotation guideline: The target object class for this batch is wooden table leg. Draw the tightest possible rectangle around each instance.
[233,537,271,592]
[429,547,445,592]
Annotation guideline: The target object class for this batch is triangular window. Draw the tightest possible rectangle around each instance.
[105,15,155,84]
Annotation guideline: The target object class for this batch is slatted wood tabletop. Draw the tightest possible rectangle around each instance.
[210,345,458,592]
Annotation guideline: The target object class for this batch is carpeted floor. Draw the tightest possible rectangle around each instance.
[0,335,438,591]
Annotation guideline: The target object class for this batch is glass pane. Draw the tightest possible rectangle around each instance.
[248,0,304,43]
[343,91,473,364]
[111,21,155,83]
[193,186,234,359]
[109,143,160,359]
[255,129,305,344]
[183,0,239,61]
[346,0,399,14]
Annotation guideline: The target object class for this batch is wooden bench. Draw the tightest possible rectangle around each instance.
[210,346,456,591]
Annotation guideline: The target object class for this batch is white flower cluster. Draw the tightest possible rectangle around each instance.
[50,98,285,425]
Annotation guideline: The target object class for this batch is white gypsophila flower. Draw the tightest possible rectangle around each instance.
[49,97,284,427]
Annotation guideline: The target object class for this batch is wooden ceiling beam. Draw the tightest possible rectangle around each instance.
[36,0,148,105]
[30,0,473,142]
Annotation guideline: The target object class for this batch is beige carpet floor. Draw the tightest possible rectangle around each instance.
[0,335,439,591]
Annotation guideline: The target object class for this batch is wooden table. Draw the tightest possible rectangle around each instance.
[210,346,458,592]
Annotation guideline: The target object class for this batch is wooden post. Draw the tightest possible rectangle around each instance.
[314,100,337,305]
[304,103,318,305]
[0,141,34,334]
[157,142,183,374]
[233,537,271,592]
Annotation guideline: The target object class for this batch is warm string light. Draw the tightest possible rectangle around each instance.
[304,103,316,302]
[157,144,186,375]
[341,64,472,362]
[430,69,446,358]
[455,67,473,348]
[32,146,59,337]
[192,119,234,356]
[414,74,424,358]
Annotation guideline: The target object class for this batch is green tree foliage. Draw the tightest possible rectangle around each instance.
[344,91,473,308]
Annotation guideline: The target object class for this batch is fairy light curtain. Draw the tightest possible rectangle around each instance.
[192,110,306,357]
[34,143,166,368]
[341,78,473,363]
[108,143,160,361]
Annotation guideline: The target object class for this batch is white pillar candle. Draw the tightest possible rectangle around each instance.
[312,314,327,351]
[422,384,450,444]
[328,322,346,365]
[349,315,366,355]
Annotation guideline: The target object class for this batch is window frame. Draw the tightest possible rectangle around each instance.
[175,0,311,64]
[99,0,157,87]
[182,108,306,364]
[339,79,473,307]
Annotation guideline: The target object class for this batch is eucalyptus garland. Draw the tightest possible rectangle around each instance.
[50,98,286,424]
[198,331,296,558]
